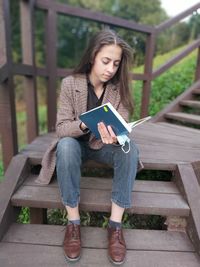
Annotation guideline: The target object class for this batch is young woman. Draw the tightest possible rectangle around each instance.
[37,29,140,265]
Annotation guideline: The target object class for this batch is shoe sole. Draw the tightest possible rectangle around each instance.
[108,255,125,266]
[64,253,81,262]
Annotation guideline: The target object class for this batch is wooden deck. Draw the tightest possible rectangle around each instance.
[21,121,200,169]
[1,121,200,266]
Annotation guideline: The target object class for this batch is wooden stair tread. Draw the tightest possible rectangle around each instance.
[192,89,200,95]
[24,174,179,194]
[0,224,199,267]
[2,223,195,252]
[165,112,200,125]
[180,100,200,108]
[11,176,190,216]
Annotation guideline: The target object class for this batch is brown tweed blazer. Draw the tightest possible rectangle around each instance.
[36,74,143,184]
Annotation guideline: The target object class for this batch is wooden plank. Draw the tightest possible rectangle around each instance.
[140,33,155,117]
[193,89,200,95]
[45,8,57,132]
[180,100,200,109]
[24,174,179,194]
[0,63,8,83]
[11,185,190,216]
[176,163,200,254]
[36,0,154,34]
[156,3,200,33]
[20,0,38,142]
[153,39,200,78]
[165,112,200,125]
[151,80,200,122]
[2,224,195,252]
[0,154,30,240]
[0,0,18,169]
[192,161,200,186]
[0,243,200,267]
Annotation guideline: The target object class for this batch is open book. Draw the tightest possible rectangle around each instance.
[79,102,151,139]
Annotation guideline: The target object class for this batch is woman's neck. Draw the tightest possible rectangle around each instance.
[88,73,103,90]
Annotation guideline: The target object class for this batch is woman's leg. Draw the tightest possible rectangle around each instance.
[56,137,82,211]
[89,139,139,210]
[89,140,139,265]
[56,137,86,262]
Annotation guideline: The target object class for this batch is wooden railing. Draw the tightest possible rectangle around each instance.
[0,0,200,169]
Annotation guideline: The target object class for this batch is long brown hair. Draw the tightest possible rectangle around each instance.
[73,29,134,115]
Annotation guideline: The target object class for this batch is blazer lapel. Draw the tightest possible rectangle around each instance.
[102,83,120,109]
[74,74,88,115]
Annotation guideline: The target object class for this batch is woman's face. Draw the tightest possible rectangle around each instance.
[90,44,122,85]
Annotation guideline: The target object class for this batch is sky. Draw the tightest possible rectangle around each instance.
[160,0,200,17]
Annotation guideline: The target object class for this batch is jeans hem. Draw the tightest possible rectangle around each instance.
[61,198,79,208]
[111,198,131,209]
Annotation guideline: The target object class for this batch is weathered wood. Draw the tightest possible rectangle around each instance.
[2,224,195,252]
[45,8,57,132]
[0,63,8,83]
[151,80,200,123]
[11,183,190,216]
[175,163,200,255]
[180,100,200,109]
[192,161,200,186]
[193,89,200,95]
[153,39,200,79]
[195,47,200,81]
[0,154,30,240]
[36,0,154,34]
[156,3,200,33]
[140,33,155,117]
[0,243,200,267]
[0,0,18,169]
[24,175,179,194]
[29,208,47,224]
[20,0,38,142]
[165,112,200,125]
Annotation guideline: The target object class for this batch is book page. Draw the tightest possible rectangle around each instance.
[128,116,151,129]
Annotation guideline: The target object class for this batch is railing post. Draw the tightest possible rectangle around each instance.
[20,0,38,142]
[45,2,57,132]
[195,46,200,81]
[0,0,18,169]
[140,32,155,118]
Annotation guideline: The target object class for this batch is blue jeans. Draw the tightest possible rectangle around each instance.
[56,137,139,209]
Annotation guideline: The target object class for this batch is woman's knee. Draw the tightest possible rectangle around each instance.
[56,137,81,160]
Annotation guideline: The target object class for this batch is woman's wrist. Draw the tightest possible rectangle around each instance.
[80,122,89,133]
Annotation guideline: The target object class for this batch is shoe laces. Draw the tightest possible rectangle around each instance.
[71,224,79,240]
[111,228,124,244]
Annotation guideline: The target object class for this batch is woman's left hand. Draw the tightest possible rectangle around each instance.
[98,122,118,144]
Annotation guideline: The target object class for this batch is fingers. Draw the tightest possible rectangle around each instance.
[98,122,117,144]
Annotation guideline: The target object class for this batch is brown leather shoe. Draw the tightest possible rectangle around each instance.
[63,224,81,262]
[107,226,126,265]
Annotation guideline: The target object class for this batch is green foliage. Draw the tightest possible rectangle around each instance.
[132,49,197,120]
[17,207,30,224]
[0,161,4,182]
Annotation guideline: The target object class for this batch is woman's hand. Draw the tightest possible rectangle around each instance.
[98,122,118,144]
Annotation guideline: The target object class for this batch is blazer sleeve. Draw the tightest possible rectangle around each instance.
[56,77,84,138]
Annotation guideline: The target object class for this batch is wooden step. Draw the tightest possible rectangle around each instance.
[0,223,200,267]
[192,89,200,95]
[11,175,190,216]
[180,100,200,109]
[165,112,200,125]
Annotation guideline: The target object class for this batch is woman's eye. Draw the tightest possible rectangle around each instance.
[102,60,109,64]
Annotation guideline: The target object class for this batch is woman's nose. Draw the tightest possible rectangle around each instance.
[107,62,115,73]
